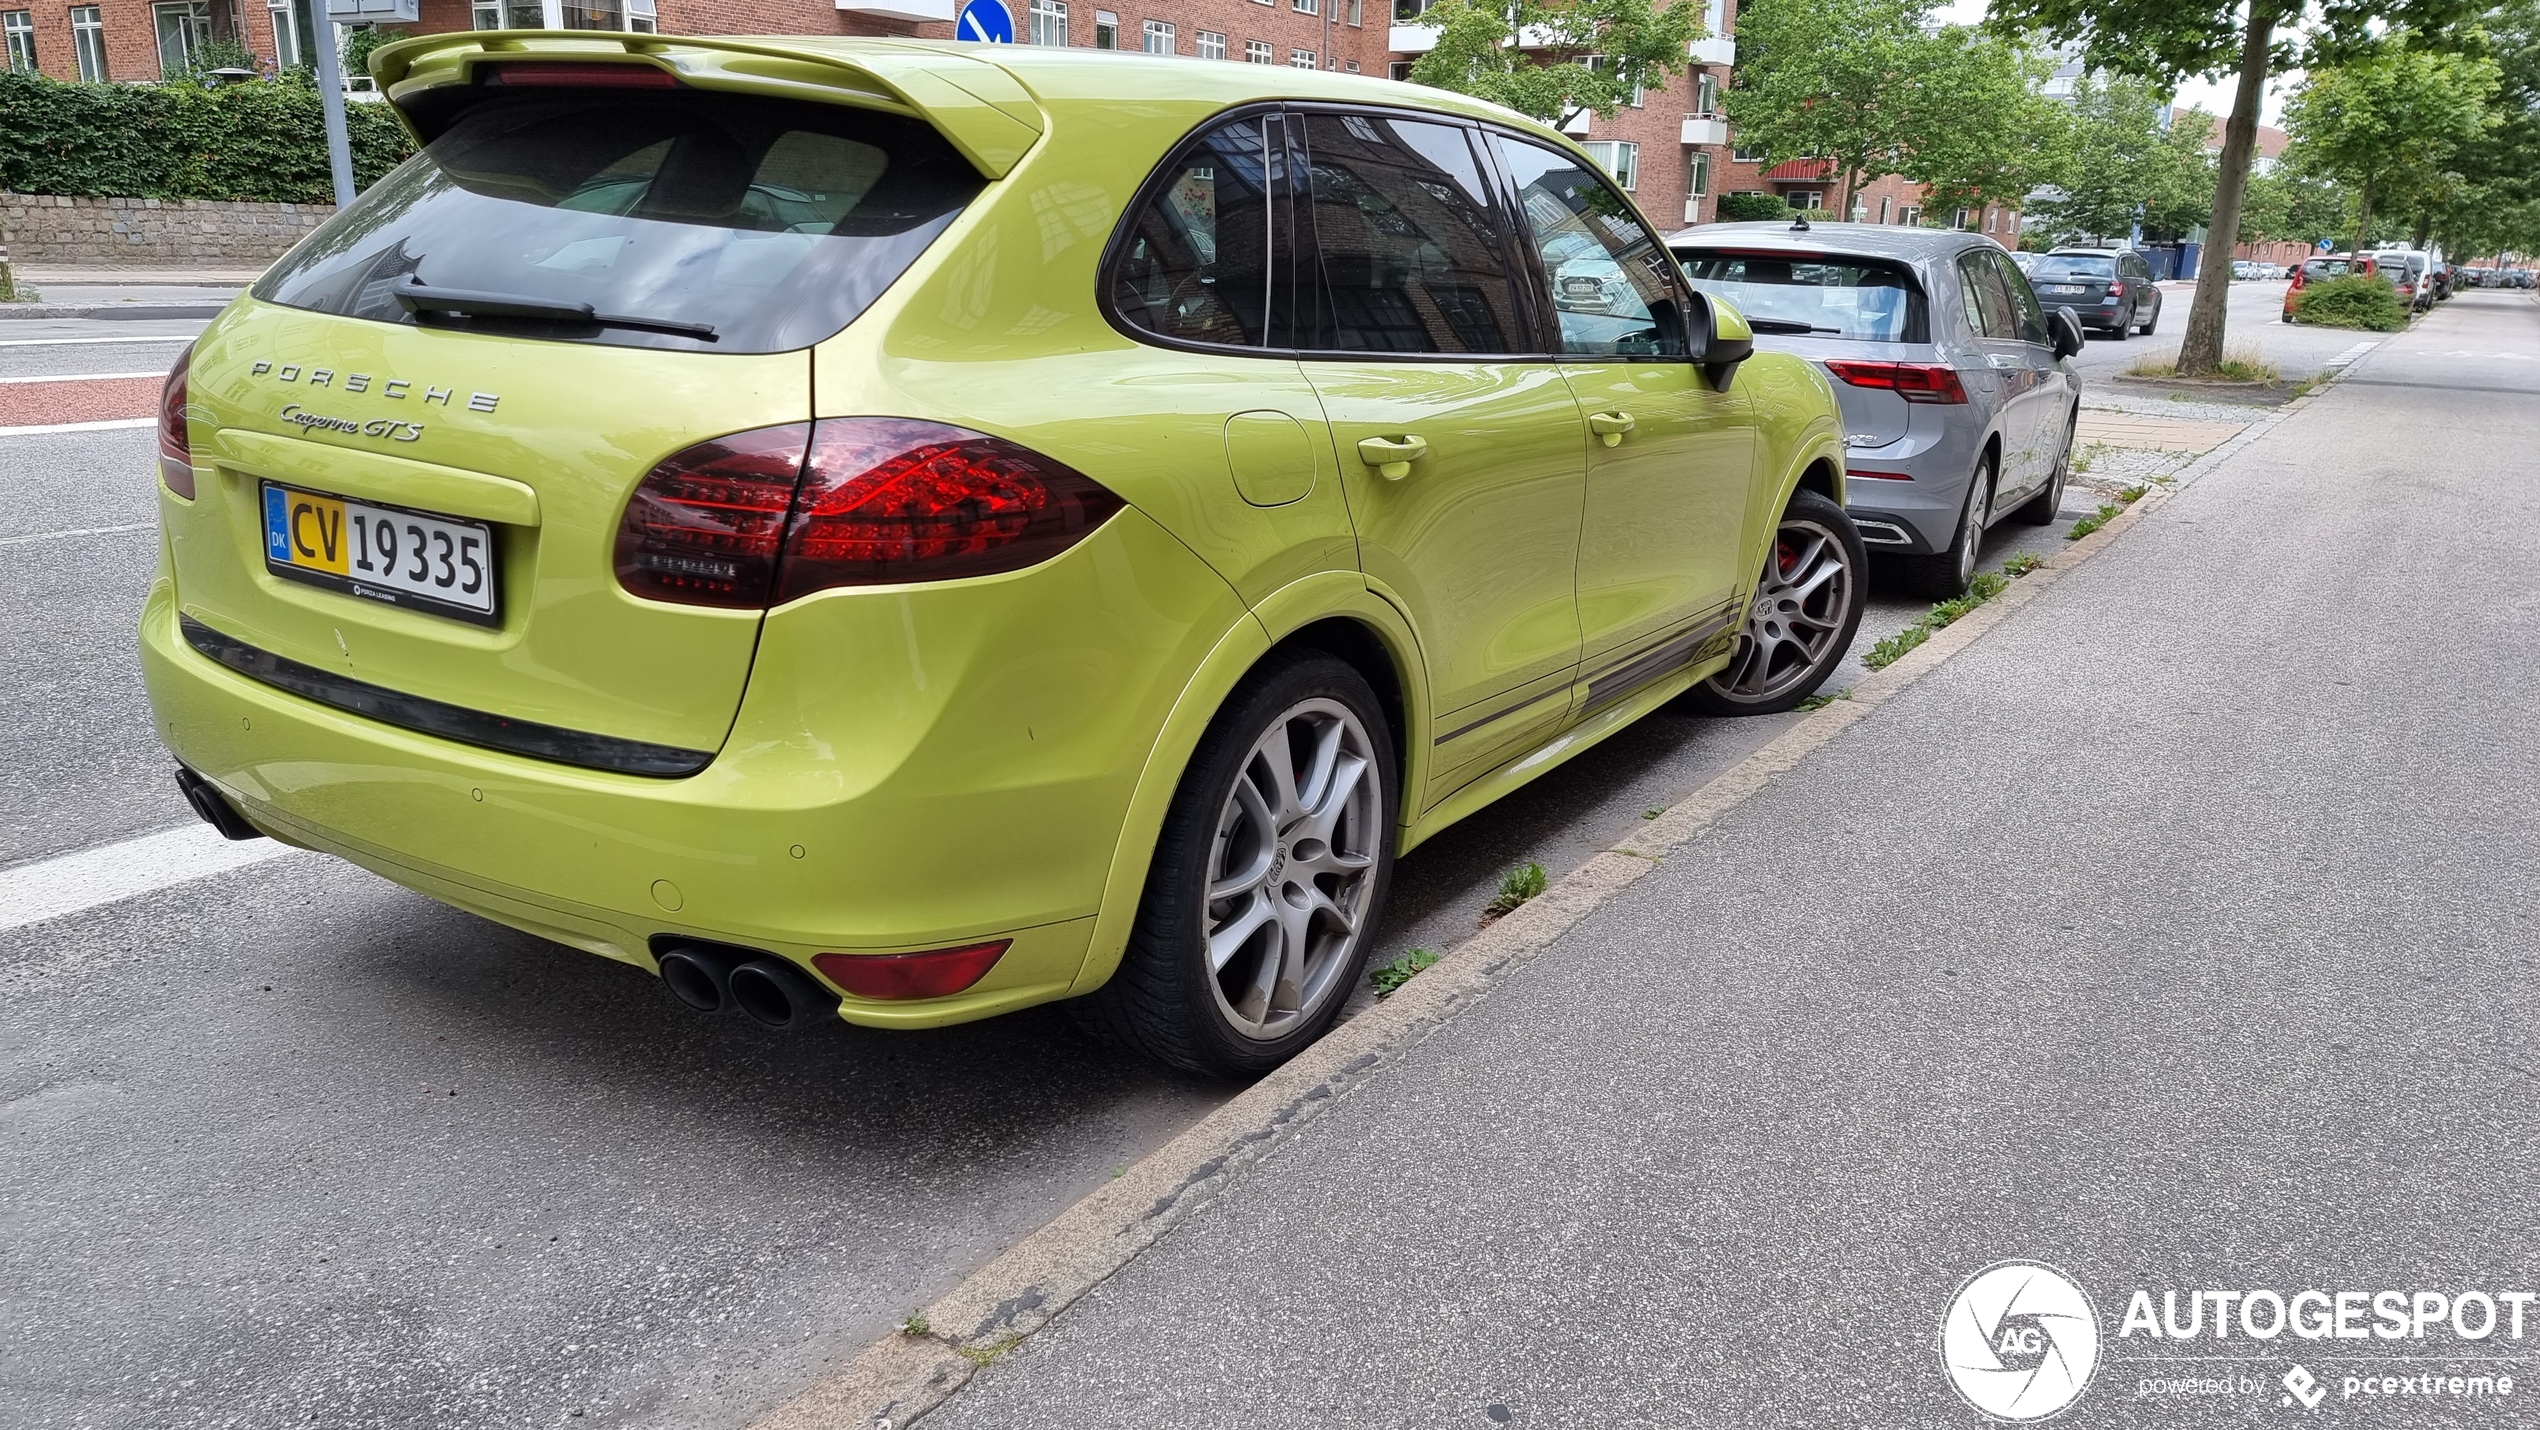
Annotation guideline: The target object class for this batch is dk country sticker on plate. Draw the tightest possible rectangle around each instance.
[261,482,498,625]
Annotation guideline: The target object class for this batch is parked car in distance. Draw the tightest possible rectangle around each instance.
[1671,224,2083,598]
[143,36,1864,1076]
[2284,252,2393,321]
[2028,246,2163,339]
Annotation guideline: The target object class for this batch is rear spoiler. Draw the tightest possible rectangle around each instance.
[368,33,1043,180]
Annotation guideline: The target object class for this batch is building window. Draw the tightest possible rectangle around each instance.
[69,3,104,78]
[3,8,35,71]
[1687,150,1709,198]
[1879,195,1892,224]
[1787,188,1821,210]
[1581,140,1639,191]
[1195,27,1223,57]
[1388,59,1411,80]
[1342,58,1357,71]
[152,0,208,76]
[1244,37,1271,62]
[1292,0,1314,12]
[1393,0,1425,16]
[1899,206,1920,227]
[1028,0,1065,44]
[1093,9,1115,47]
[625,0,655,32]
[1141,17,1171,51]
[470,0,497,25]
[1289,46,1314,67]
[1732,145,1761,162]
[1346,0,1358,23]
[1695,72,1718,115]
[275,0,318,60]
[1953,207,1972,229]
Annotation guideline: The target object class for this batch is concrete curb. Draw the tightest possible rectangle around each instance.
[0,303,225,321]
[746,347,2352,1430]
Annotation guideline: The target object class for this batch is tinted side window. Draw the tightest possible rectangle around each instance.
[1990,251,2049,345]
[1956,251,2018,340]
[1111,118,1278,347]
[1494,134,1687,357]
[1296,111,1525,354]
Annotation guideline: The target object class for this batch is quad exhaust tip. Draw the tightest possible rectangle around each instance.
[174,766,265,842]
[649,937,839,1032]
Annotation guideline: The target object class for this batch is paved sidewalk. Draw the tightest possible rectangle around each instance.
[918,302,2540,1425]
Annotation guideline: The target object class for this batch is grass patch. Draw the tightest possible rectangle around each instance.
[2121,341,2281,383]
[1861,562,2042,671]
[1484,862,1548,917]
[1369,948,1439,996]
[1794,687,1852,711]
[2116,484,2148,503]
[2067,503,2121,540]
[1642,807,1664,819]
[2069,441,2106,476]
[958,1336,1023,1367]
[899,1312,932,1338]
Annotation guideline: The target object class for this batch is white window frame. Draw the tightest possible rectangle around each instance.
[69,3,105,79]
[1141,17,1171,52]
[1289,45,1315,67]
[3,8,35,70]
[624,0,653,32]
[1687,150,1709,198]
[1292,0,1315,12]
[469,0,497,26]
[1581,140,1639,191]
[1092,8,1115,47]
[1878,195,1892,224]
[153,0,207,77]
[1695,72,1718,116]
[1028,0,1066,45]
[1244,37,1271,62]
[1346,0,1359,23]
[1195,27,1223,57]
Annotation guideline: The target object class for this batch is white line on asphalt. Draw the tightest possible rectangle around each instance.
[2322,341,2381,369]
[0,417,154,438]
[0,521,152,547]
[0,371,163,384]
[0,335,197,349]
[0,824,304,934]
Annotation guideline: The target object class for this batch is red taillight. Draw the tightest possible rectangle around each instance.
[777,419,1125,600]
[1823,360,1968,405]
[2108,279,2126,296]
[615,419,1125,608]
[158,344,194,499]
[613,424,809,608]
[1848,468,1913,481]
[488,62,678,88]
[814,941,1010,1000]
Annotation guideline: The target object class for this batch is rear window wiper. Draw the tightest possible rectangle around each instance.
[1745,317,1840,335]
[394,280,719,343]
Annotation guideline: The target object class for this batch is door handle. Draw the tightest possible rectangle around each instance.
[1587,411,1635,447]
[1356,434,1429,480]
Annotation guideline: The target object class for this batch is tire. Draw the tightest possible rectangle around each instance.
[2110,304,2132,340]
[1071,651,1396,1077]
[1891,454,1995,599]
[2009,408,2074,525]
[2137,300,2158,335]
[1681,489,1867,716]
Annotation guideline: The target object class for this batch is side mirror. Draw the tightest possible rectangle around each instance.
[1699,293,1754,390]
[2049,308,2084,359]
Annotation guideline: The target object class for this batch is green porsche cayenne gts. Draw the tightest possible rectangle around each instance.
[142,35,1864,1074]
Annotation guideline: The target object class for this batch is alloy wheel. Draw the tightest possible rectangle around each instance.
[1713,516,1857,704]
[1202,698,1382,1042]
[1954,474,1991,587]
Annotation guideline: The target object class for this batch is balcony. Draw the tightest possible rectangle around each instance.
[1681,115,1728,146]
[1690,36,1735,65]
[837,0,952,18]
[1388,22,1439,52]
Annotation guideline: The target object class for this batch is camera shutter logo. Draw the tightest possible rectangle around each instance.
[1939,1260,2102,1422]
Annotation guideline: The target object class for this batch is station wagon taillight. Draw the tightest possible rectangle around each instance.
[158,344,195,499]
[614,419,1125,608]
[1823,360,1969,405]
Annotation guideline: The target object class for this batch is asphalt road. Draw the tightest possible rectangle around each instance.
[2060,278,2373,388]
[927,291,2540,1427]
[0,306,2100,1429]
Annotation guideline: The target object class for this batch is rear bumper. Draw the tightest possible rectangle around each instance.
[139,503,1249,1030]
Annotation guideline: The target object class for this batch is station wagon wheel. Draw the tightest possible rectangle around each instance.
[1074,653,1397,1076]
[1684,489,1866,717]
[1894,454,1994,598]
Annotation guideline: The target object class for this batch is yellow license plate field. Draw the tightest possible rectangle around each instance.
[260,482,498,625]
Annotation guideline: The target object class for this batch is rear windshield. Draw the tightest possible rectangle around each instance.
[2304,258,2359,279]
[1674,249,1923,342]
[253,88,983,353]
[2032,255,2116,280]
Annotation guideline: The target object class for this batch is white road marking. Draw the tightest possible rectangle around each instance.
[2322,341,2380,370]
[0,417,155,438]
[0,824,304,934]
[0,335,198,349]
[0,521,152,547]
[0,371,164,384]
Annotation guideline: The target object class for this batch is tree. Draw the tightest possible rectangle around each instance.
[2025,75,2172,242]
[2139,106,2220,239]
[2284,38,2501,257]
[1404,0,1706,125]
[1987,0,2476,376]
[1905,31,2073,218]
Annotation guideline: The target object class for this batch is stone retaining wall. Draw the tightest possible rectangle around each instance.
[0,194,336,264]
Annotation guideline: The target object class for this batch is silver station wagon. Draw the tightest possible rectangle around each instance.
[1670,223,2085,596]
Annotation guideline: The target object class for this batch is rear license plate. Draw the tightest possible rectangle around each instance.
[2041,284,2084,295]
[261,482,498,626]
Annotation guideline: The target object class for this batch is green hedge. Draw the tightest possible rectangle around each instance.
[1715,191,1790,223]
[0,70,412,204]
[2292,275,2408,332]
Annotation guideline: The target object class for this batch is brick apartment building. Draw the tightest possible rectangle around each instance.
[0,0,2012,239]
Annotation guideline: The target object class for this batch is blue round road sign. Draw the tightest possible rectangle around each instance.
[957,0,1015,42]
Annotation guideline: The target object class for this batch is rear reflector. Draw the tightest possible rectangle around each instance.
[814,941,1011,1000]
[1848,468,1913,481]
[158,343,195,499]
[1823,360,1968,405]
[488,62,679,88]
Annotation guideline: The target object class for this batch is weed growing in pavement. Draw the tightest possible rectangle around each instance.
[2069,442,2107,475]
[1485,862,1549,917]
[899,1312,932,1338]
[2067,503,2122,540]
[958,1336,1023,1367]
[1862,563,2041,670]
[1794,687,1853,711]
[1370,948,1439,996]
[2116,484,2149,503]
[1643,807,1664,819]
